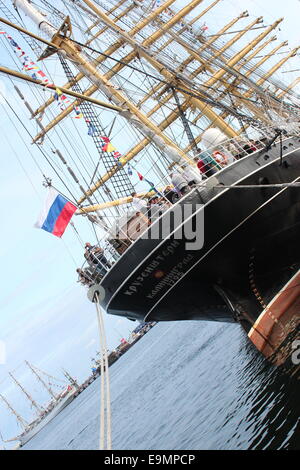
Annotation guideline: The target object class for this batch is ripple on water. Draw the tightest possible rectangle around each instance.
[23,321,300,450]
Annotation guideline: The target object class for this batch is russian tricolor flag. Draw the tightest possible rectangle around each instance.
[35,188,77,238]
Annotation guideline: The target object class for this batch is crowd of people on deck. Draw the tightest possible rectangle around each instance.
[130,139,260,223]
[130,163,201,226]
[77,242,113,287]
[76,139,260,287]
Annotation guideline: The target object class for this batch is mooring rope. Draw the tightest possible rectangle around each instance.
[95,294,112,450]
[95,298,105,450]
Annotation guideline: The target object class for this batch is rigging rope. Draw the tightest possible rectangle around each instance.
[30,364,67,384]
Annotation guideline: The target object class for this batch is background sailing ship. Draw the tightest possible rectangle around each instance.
[1,0,300,392]
[0,362,78,447]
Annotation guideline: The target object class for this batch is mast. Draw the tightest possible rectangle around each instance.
[32,0,178,118]
[78,2,293,136]
[0,64,123,113]
[0,429,6,449]
[138,11,248,111]
[210,20,283,85]
[217,38,283,102]
[80,0,238,138]
[215,40,290,123]
[25,361,57,400]
[10,0,300,206]
[17,14,191,169]
[277,77,300,99]
[9,372,44,414]
[134,14,266,135]
[77,190,160,213]
[29,0,238,146]
[31,0,223,138]
[172,88,199,155]
[85,0,125,35]
[77,12,253,203]
[81,0,282,123]
[62,369,79,389]
[243,46,300,98]
[77,100,201,204]
[0,393,28,429]
[156,12,257,76]
[57,53,134,199]
[187,35,280,138]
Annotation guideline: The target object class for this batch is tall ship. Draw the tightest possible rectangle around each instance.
[0,0,300,371]
[0,363,78,447]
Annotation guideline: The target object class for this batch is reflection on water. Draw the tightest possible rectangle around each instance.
[23,321,299,450]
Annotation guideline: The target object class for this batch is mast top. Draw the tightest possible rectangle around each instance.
[25,361,57,400]
[0,393,28,429]
[9,371,44,414]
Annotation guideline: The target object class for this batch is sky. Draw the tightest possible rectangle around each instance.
[0,0,300,445]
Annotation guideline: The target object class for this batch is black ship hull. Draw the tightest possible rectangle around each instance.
[95,136,300,362]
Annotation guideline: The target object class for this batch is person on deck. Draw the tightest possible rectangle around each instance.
[242,140,258,155]
[131,192,150,227]
[182,165,203,186]
[131,192,148,214]
[163,185,177,204]
[148,196,162,224]
[76,268,93,287]
[84,242,111,274]
[171,172,190,196]
[194,155,206,176]
[194,148,221,177]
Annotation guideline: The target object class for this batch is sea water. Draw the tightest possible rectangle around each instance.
[23,321,300,450]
